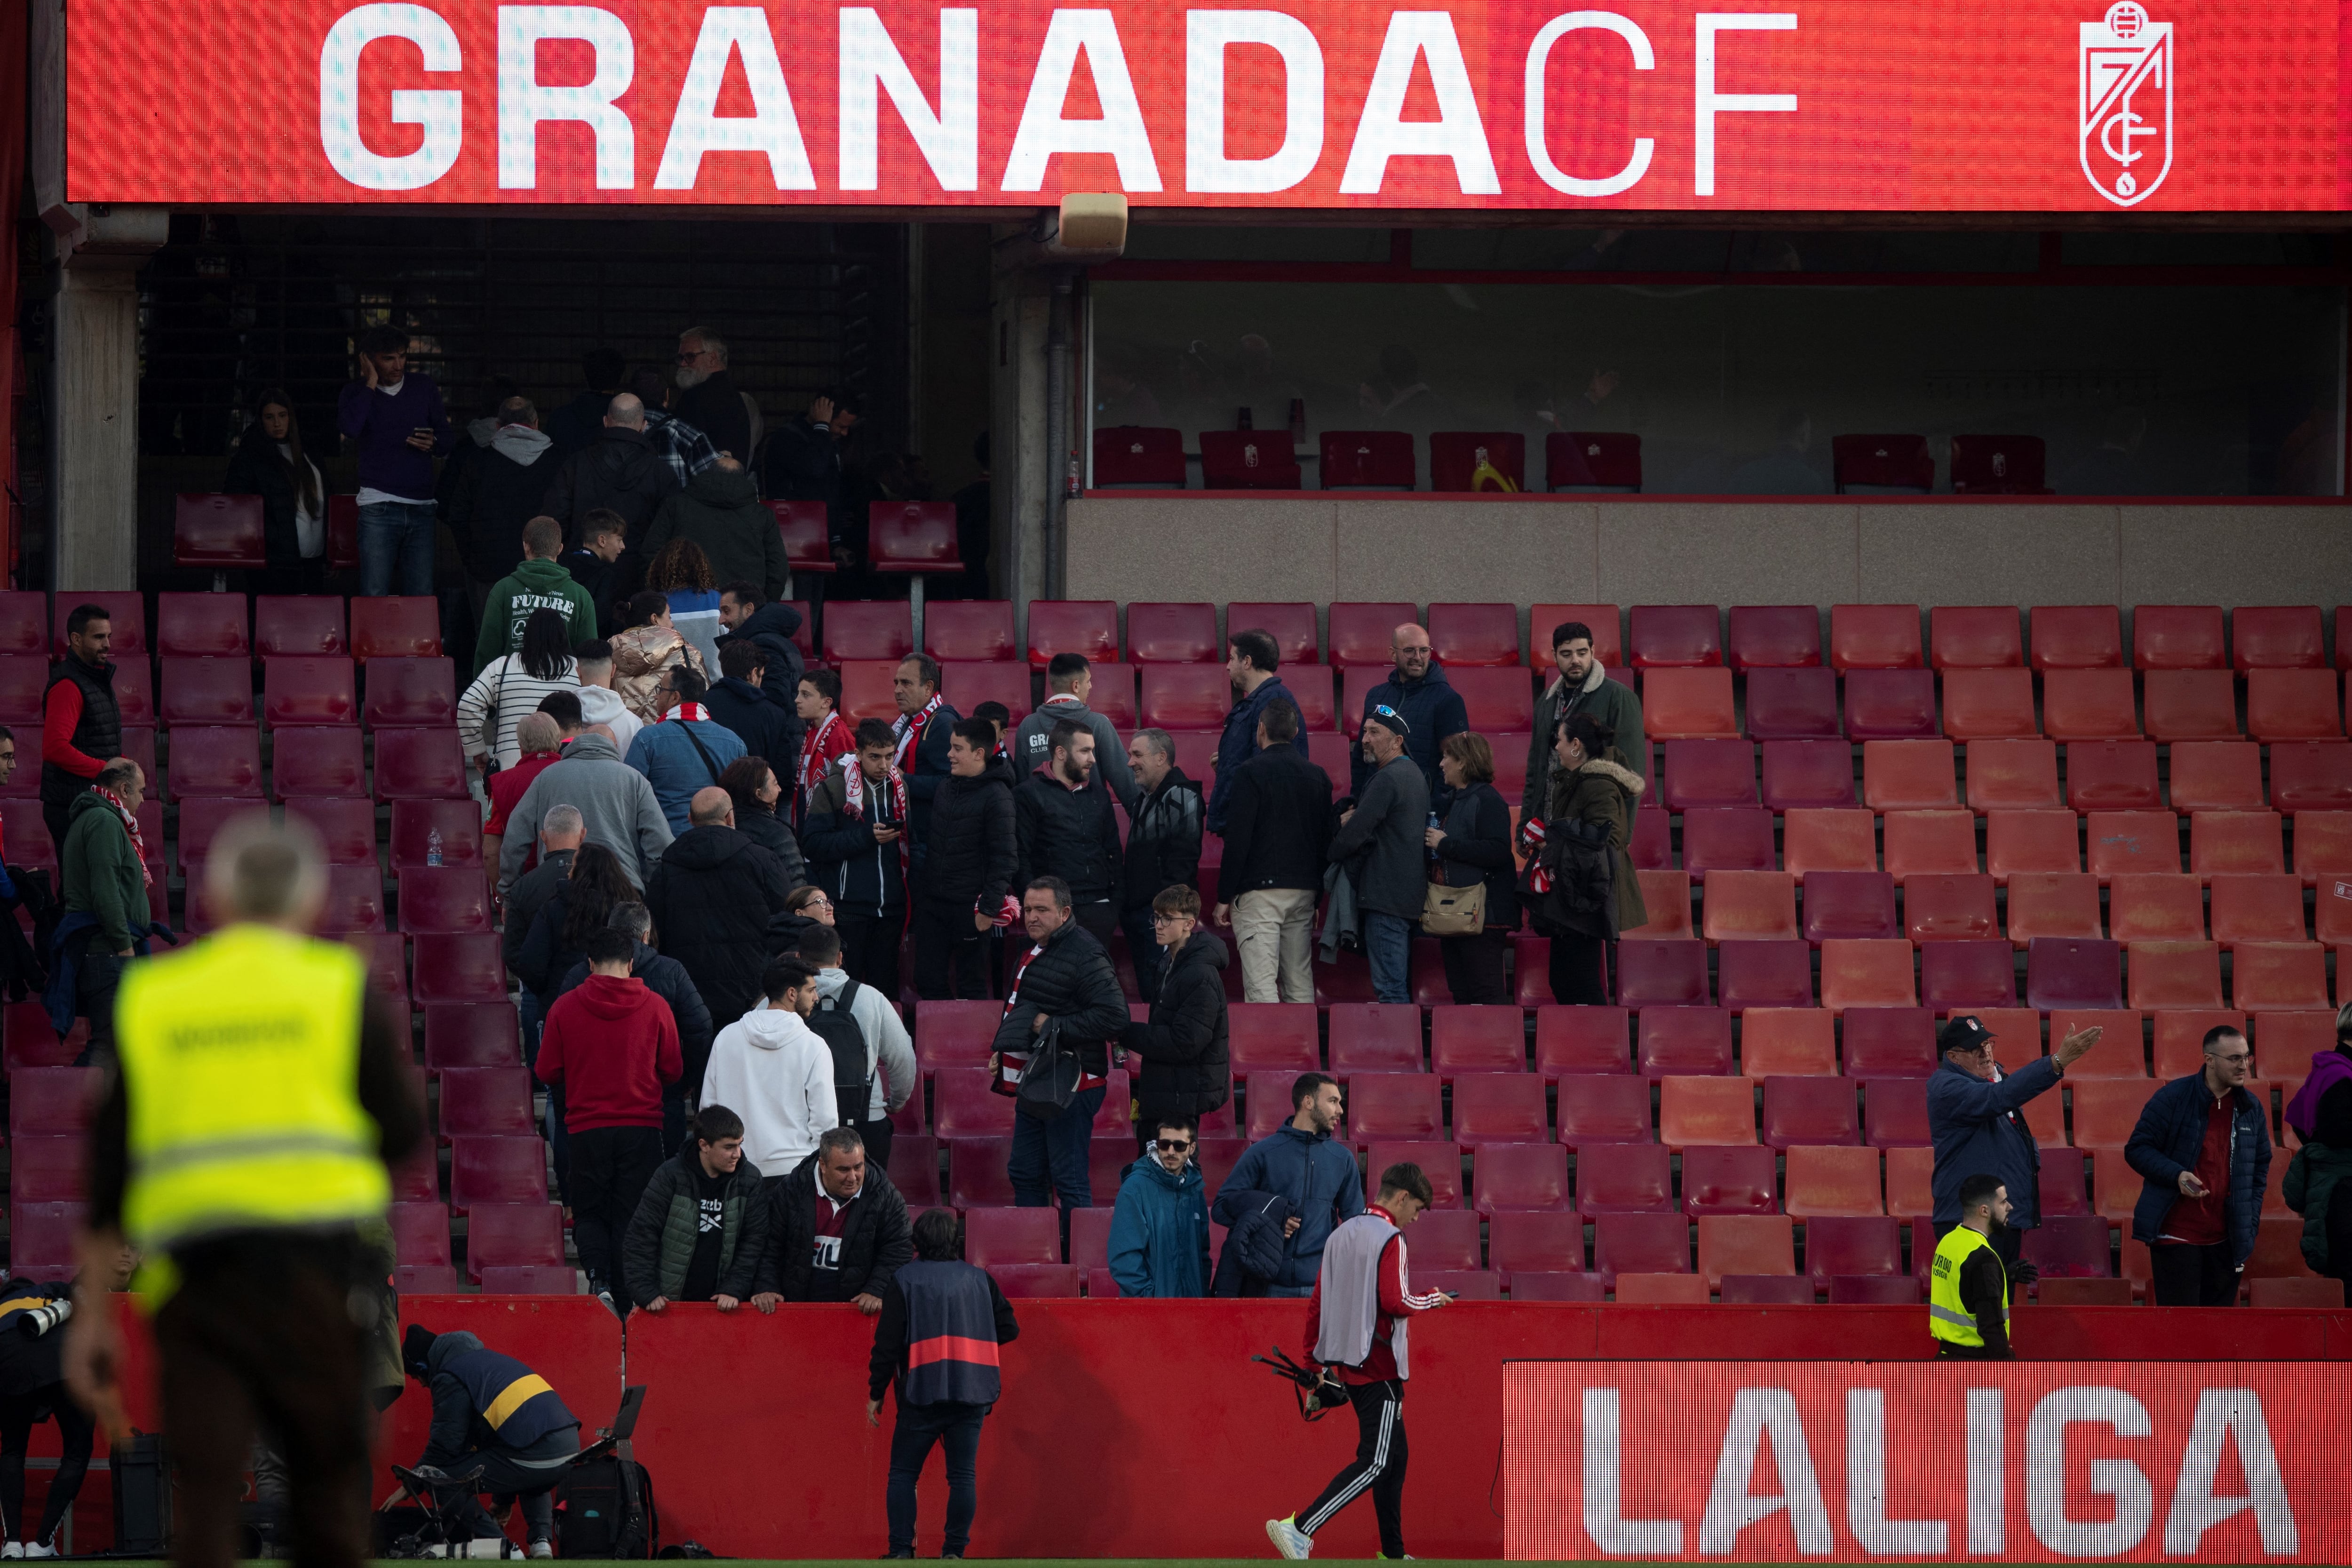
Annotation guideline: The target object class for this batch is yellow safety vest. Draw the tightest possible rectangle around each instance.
[1928,1224,2010,1350]
[115,924,389,1251]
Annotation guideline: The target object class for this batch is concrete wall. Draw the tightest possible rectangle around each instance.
[1066,496,2352,624]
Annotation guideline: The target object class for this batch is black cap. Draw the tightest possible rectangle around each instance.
[1937,1015,1994,1055]
[403,1323,438,1379]
[1364,703,1412,739]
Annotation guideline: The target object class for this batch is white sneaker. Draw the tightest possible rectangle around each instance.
[1266,1516,1313,1560]
[528,1543,553,1560]
[4,1540,24,1558]
[24,1538,56,1560]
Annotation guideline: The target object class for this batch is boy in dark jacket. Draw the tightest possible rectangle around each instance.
[916,720,1019,1001]
[1120,731,1203,1003]
[1119,887,1231,1141]
[624,1103,773,1313]
[717,584,808,722]
[707,640,802,780]
[1014,720,1124,947]
[768,1127,914,1309]
[2126,1024,2273,1305]
[1216,699,1332,1005]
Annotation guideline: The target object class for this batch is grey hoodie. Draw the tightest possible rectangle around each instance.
[497,731,675,895]
[1009,694,1138,812]
[811,965,917,1122]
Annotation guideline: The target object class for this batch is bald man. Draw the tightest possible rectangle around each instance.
[545,382,683,543]
[1349,622,1469,809]
[645,783,795,1098]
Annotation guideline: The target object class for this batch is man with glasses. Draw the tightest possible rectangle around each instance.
[1348,624,1466,808]
[1927,1014,2102,1269]
[2124,1025,2273,1305]
[1106,1114,1211,1297]
[1328,708,1429,1006]
[671,326,754,463]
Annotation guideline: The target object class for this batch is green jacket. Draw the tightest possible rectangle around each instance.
[471,557,597,678]
[621,1147,771,1304]
[61,789,150,950]
[1525,667,1647,827]
[1543,750,1649,937]
[641,465,789,604]
[2282,1140,2352,1275]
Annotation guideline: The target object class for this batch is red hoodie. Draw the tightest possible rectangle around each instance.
[534,974,682,1132]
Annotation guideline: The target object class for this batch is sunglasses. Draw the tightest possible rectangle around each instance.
[1154,1139,1194,1153]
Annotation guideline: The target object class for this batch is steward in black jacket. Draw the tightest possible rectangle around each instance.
[1215,745,1335,903]
[922,754,1018,919]
[765,1149,914,1304]
[643,824,793,1073]
[1015,768,1123,906]
[990,914,1131,1079]
[1120,930,1232,1126]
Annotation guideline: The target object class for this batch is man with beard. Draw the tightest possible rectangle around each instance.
[1014,721,1122,948]
[672,326,754,463]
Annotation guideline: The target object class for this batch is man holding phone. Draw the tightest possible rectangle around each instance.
[337,323,452,597]
[1926,1014,2102,1270]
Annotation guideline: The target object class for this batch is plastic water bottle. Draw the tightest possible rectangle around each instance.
[426,828,444,868]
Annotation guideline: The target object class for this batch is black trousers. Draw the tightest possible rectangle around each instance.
[856,1115,896,1174]
[913,905,991,1000]
[40,804,70,870]
[432,1426,582,1544]
[1440,928,1510,1005]
[1548,931,1611,1006]
[75,949,126,1063]
[1297,1379,1407,1557]
[0,1385,94,1546]
[567,1126,664,1311]
[2150,1240,2241,1306]
[886,1398,989,1555]
[837,906,906,999]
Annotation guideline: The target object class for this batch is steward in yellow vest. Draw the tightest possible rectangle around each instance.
[62,816,422,1568]
[1930,1172,2015,1359]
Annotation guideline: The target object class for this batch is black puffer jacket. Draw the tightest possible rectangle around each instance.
[545,426,682,543]
[1015,769,1123,905]
[1122,768,1203,914]
[763,1152,914,1303]
[731,797,806,888]
[706,674,802,780]
[643,826,794,1063]
[921,755,1018,917]
[718,602,807,717]
[620,1147,770,1305]
[991,918,1130,1078]
[1120,931,1232,1124]
[222,424,324,572]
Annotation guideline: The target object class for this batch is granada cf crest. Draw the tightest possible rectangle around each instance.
[2080,2,2173,206]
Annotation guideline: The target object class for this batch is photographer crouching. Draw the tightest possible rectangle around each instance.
[0,1245,133,1557]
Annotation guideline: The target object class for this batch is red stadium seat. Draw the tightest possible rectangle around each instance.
[1616,940,1709,1008]
[1781,809,1876,882]
[1451,1076,1548,1146]
[1533,1006,1630,1076]
[1660,740,1758,812]
[1760,740,1854,810]
[2207,875,2306,947]
[1759,1077,1859,1148]
[1703,870,1797,943]
[1327,1004,1422,1074]
[2042,669,2140,742]
[276,798,377,872]
[1883,1146,1934,1218]
[7,1068,101,1140]
[160,657,254,725]
[1930,607,2024,669]
[389,1202,453,1266]
[2269,742,2352,814]
[1545,431,1641,492]
[888,1137,942,1207]
[1589,1213,1688,1282]
[1227,1004,1319,1078]
[0,799,55,875]
[412,937,508,1010]
[2053,1010,2146,1079]
[1528,606,1621,671]
[1627,606,1721,670]
[1199,431,1302,490]
[2141,671,2239,743]
[1721,1273,1813,1304]
[1092,426,1184,487]
[1842,1009,1936,1077]
[362,657,457,729]
[1343,1074,1442,1142]
[437,1067,534,1142]
[985,1264,1083,1297]
[1428,432,1525,493]
[0,658,45,726]
[868,503,962,577]
[936,661,1033,727]
[1804,1215,1903,1286]
[1828,605,1923,672]
[165,725,262,799]
[1624,870,1691,942]
[116,657,156,726]
[1429,1008,1526,1076]
[1941,669,2038,741]
[1629,806,1672,871]
[1681,1146,1778,1217]
[1698,1214,1795,1290]
[839,662,902,724]
[1881,810,1977,881]
[1126,603,1218,664]
[2295,812,2352,885]
[2126,941,2224,1011]
[2167,742,2265,813]
[1486,1210,1585,1277]
[1844,670,1940,740]
[945,1139,1019,1210]
[2245,669,2342,742]
[964,1207,1062,1267]
[1403,1210,1481,1271]
[1724,606,1821,671]
[1640,669,1737,740]
[934,1067,1018,1139]
[447,1138,548,1212]
[765,500,832,577]
[2190,811,2284,878]
[1820,940,1916,1013]
[923,601,1016,662]
[2231,943,2331,1012]
[1137,665,1229,730]
[1799,871,1898,943]
[262,656,357,729]
[254,595,346,660]
[373,729,469,801]
[1477,1143,1575,1216]
[1364,1144,1463,1209]
[1637,1008,1734,1078]
[1445,667,1534,732]
[1860,1078,1931,1147]
[1553,1076,1653,1148]
[1985,812,2080,884]
[467,1205,566,1279]
[173,492,266,572]
[2159,1011,2244,1079]
[1920,940,2016,1010]
[350,598,439,662]
[1832,438,1932,496]
[1782,1145,1883,1217]
[397,866,493,936]
[2133,605,2227,671]
[915,1000,1003,1075]
[0,594,45,657]
[1567,1144,1670,1216]
[824,601,914,663]
[1862,741,1957,812]
[2233,606,2326,671]
[421,1004,518,1073]
[2086,811,2182,880]
[1426,604,1520,669]
[1658,1076,1756,1149]
[2019,1215,2113,1281]
[1742,669,1842,742]
[158,591,250,657]
[1226,603,1319,666]
[2029,606,2124,672]
[1964,740,2061,813]
[10,1203,86,1275]
[1319,430,1416,490]
[1323,604,1416,674]
[2250,1277,2345,1308]
[1715,942,1814,1012]
[1025,601,1118,668]
[389,799,484,871]
[1903,874,1998,944]
[1681,809,1775,882]
[51,593,144,661]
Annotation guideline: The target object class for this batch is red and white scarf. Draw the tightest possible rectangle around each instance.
[892,692,944,774]
[97,784,153,891]
[663,701,714,724]
[797,709,851,809]
[1520,816,1552,893]
[835,752,912,875]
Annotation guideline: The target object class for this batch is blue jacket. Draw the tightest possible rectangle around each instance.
[1349,662,1470,807]
[2125,1073,2273,1267]
[1206,675,1311,834]
[1222,1123,1366,1289]
[1926,1054,2059,1229]
[1108,1155,1211,1297]
[421,1331,577,1465]
[625,715,747,836]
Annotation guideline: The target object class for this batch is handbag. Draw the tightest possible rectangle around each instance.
[1420,877,1486,937]
[1014,1016,1082,1120]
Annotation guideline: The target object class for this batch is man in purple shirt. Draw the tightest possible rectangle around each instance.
[337,323,453,596]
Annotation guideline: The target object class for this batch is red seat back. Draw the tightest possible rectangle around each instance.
[823,601,913,663]
[765,500,834,571]
[350,597,440,661]
[1328,603,1416,669]
[1426,604,1519,668]
[158,591,251,657]
[362,657,456,729]
[326,496,360,572]
[1629,605,1722,669]
[1429,432,1526,492]
[1725,606,1822,670]
[0,594,46,657]
[284,796,382,866]
[270,725,367,801]
[936,660,1033,725]
[1948,434,2046,494]
[263,656,357,728]
[1137,664,1230,729]
[1831,434,1933,492]
[867,502,961,573]
[1126,602,1218,663]
[255,596,347,659]
[1319,430,1415,489]
[1544,431,1640,491]
[1026,601,1117,668]
[1092,426,1184,487]
[1199,431,1302,490]
[174,493,267,570]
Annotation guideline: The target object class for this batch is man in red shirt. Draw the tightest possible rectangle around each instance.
[535,928,683,1314]
[1266,1163,1453,1562]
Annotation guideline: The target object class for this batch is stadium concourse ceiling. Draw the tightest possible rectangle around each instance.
[57,0,2352,217]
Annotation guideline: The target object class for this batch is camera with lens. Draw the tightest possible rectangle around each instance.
[18,1298,71,1338]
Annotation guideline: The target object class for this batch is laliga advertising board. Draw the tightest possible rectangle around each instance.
[1502,1362,2352,1562]
[61,0,2352,210]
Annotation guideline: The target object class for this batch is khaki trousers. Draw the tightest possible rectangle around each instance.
[1233,888,1318,1003]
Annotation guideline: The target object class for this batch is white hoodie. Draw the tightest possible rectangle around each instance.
[811,965,917,1122]
[700,1003,838,1174]
[575,683,644,760]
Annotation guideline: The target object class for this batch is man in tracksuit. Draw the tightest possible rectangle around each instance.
[403,1326,581,1557]
[868,1209,1021,1560]
[1266,1163,1452,1562]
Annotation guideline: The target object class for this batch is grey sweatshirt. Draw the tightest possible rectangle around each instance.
[497,731,675,895]
[1008,694,1138,812]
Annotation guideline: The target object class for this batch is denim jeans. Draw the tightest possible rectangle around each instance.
[1362,911,1413,1004]
[886,1399,990,1554]
[1009,1085,1105,1215]
[357,500,437,597]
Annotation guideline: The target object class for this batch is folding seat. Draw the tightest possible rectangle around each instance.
[447,1138,549,1212]
[916,1000,1006,1073]
[1860,1077,1932,1147]
[1640,668,1738,740]
[388,1202,454,1269]
[0,658,45,729]
[2029,606,2125,672]
[1091,425,1185,488]
[1803,1215,1902,1287]
[2231,943,2331,1012]
[2019,1216,2114,1281]
[1985,812,2081,884]
[270,726,366,801]
[1589,1213,1689,1282]
[1757,742,1852,812]
[261,655,357,730]
[1625,605,1721,670]
[2068,1078,2145,1152]
[1312,428,1414,491]
[362,657,457,728]
[2132,605,2226,671]
[2041,669,2141,743]
[1829,605,1923,671]
[2318,880,2352,949]
[249,597,345,662]
[1941,669,2038,741]
[160,657,254,725]
[1715,943,1814,1013]
[349,598,440,662]
[386,1140,442,1207]
[373,729,470,801]
[389,798,485,871]
[1486,1210,1589,1277]
[2003,873,2100,948]
[2244,669,2342,742]
[2269,742,2352,813]
[1657,1076,1756,1149]
[933,1067,1019,1139]
[1964,739,2062,812]
[1328,603,1417,669]
[0,800,53,878]
[2241,1215,2321,1290]
[1327,1004,1421,1073]
[1025,601,1118,668]
[170,493,264,575]
[2233,606,2327,671]
[1884,1145,1934,1218]
[1819,940,1915,1012]
[2023,938,2124,1012]
[1739,1009,1837,1079]
[156,591,250,658]
[1799,871,1898,943]
[1623,869,1695,940]
[1842,1009,1936,1077]
[1366,1143,1465,1209]
[2208,875,2308,947]
[7,1067,100,1140]
[885,1136,942,1207]
[834,660,899,724]
[2250,1277,2345,1307]
[8,1204,84,1276]
[1428,431,1525,493]
[1629,806,1672,871]
[1616,940,1709,1008]
[2165,742,2264,815]
[2154,1010,2243,1079]
[1744,669,1843,742]
[937,661,1034,727]
[420,1002,519,1075]
[1124,602,1218,664]
[1680,1146,1778,1217]
[1534,1006,1631,1076]
[1279,669,1337,732]
[2139,670,2238,744]
[1700,870,1796,943]
[1930,607,2025,670]
[1528,606,1621,669]
[1429,1007,1525,1076]
[1881,811,1977,883]
[1426,604,1521,669]
[963,1208,1064,1267]
[1447,667,1534,732]
[2086,811,2182,880]
[1136,665,1228,730]
[1507,1271,1609,1301]
[165,725,263,799]
[1760,1077,1860,1147]
[2037,1152,2094,1219]
[1658,740,1756,812]
[1636,1008,1733,1077]
[1781,1146,1882,1218]
[1554,1076,1654,1148]
[2126,941,2224,1011]
[1844,670,1940,741]
[2064,740,2160,812]
[1863,741,1958,812]
[1451,1076,1550,1146]
[1698,1214,1795,1291]
[0,594,45,657]
[1475,1143,1575,1215]
[1724,606,1820,671]
[2296,812,2352,885]
[1783,810,1877,880]
[1398,1210,1482,1273]
[1568,1144,1670,1216]
[397,866,493,937]
[2189,811,2284,878]
[1920,940,2016,1011]
[436,1067,535,1142]
[1681,809,1776,881]
[1344,1074,1443,1142]
[1615,1272,1710,1302]
[1545,432,1641,493]
[920,600,1016,664]
[823,602,915,665]
[945,1140,1020,1209]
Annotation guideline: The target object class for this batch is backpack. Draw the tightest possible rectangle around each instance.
[807,976,871,1126]
[554,1455,658,1558]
